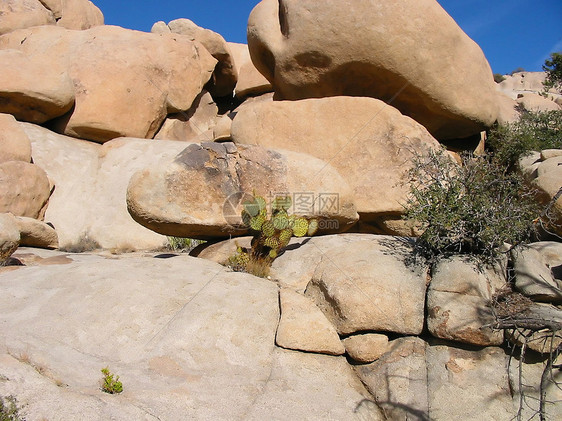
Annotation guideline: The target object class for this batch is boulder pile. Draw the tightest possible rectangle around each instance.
[0,0,561,419]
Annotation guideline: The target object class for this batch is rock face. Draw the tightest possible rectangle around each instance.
[0,25,217,143]
[0,161,51,219]
[22,123,188,251]
[127,142,359,239]
[512,242,562,303]
[0,113,32,163]
[231,96,444,221]
[276,288,344,355]
[305,238,428,335]
[159,19,238,98]
[0,213,20,264]
[0,250,375,420]
[247,0,498,140]
[0,49,75,123]
[15,216,59,249]
[0,0,55,35]
[0,0,103,35]
[228,42,273,99]
[427,256,506,346]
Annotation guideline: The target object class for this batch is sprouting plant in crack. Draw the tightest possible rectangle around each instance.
[100,367,123,394]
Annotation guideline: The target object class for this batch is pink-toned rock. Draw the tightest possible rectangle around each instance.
[0,113,32,163]
[54,0,104,30]
[15,216,59,249]
[248,0,499,140]
[0,0,55,35]
[0,49,75,123]
[342,333,389,364]
[0,213,20,264]
[0,161,51,219]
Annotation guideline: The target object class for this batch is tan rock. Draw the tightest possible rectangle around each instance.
[0,113,32,163]
[0,48,75,123]
[22,122,188,251]
[305,238,428,336]
[0,161,51,219]
[497,71,559,99]
[276,288,344,355]
[231,96,443,218]
[15,216,58,249]
[427,256,507,346]
[247,0,498,140]
[127,142,359,239]
[0,213,20,264]
[516,93,561,113]
[541,149,562,160]
[154,91,218,142]
[166,18,237,98]
[342,333,389,363]
[213,114,232,141]
[0,0,55,35]
[1,25,217,143]
[496,92,521,125]
[511,242,562,303]
[228,42,272,99]
[534,155,562,234]
[150,21,170,34]
[55,0,104,30]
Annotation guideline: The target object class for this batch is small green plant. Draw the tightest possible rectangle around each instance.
[493,73,506,83]
[227,194,319,277]
[403,151,541,263]
[100,367,123,394]
[166,237,205,253]
[0,395,25,421]
[543,51,562,93]
[487,109,562,169]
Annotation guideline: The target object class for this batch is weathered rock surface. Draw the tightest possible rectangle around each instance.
[0,160,51,219]
[497,71,562,99]
[15,216,58,249]
[527,153,562,235]
[427,256,506,346]
[127,142,359,239]
[276,288,344,355]
[343,333,389,364]
[0,249,378,420]
[1,25,217,142]
[0,49,75,123]
[154,91,218,142]
[512,242,562,303]
[231,96,444,221]
[0,0,55,35]
[228,42,272,99]
[0,113,32,163]
[154,18,237,98]
[21,123,187,251]
[0,213,20,264]
[516,93,561,113]
[52,0,104,30]
[247,0,499,140]
[305,238,428,335]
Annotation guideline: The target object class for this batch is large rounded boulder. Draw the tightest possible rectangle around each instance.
[247,0,499,140]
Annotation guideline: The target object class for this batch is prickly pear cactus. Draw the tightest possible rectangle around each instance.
[229,193,320,277]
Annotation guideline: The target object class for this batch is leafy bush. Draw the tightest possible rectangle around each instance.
[166,237,205,253]
[494,73,506,83]
[100,367,123,394]
[543,51,562,93]
[227,194,319,277]
[403,151,540,263]
[0,395,25,421]
[487,109,562,169]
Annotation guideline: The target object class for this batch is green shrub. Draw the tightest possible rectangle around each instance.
[493,73,506,83]
[0,395,25,421]
[100,367,123,394]
[166,237,205,253]
[487,109,562,169]
[403,151,540,263]
[543,51,562,93]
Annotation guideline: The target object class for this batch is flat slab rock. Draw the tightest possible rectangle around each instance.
[0,248,375,420]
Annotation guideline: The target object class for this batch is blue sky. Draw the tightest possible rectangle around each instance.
[93,0,561,75]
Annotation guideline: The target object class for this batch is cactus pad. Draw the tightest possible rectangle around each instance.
[273,213,289,230]
[250,214,266,231]
[307,219,319,236]
[264,236,280,249]
[293,218,309,237]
